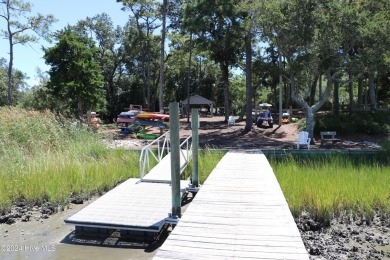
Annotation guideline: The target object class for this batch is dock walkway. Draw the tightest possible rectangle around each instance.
[154,150,309,259]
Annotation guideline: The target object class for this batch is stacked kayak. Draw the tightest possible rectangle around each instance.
[135,113,169,121]
[134,113,170,128]
[116,110,143,125]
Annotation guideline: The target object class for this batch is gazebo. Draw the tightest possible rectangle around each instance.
[180,94,214,117]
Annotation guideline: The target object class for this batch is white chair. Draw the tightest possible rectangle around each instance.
[228,116,235,126]
[296,131,311,150]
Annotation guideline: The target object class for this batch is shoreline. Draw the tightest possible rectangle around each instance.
[1,195,390,259]
[296,212,390,259]
[0,197,159,260]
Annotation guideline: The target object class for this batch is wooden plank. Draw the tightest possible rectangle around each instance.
[157,244,308,259]
[162,239,308,254]
[154,151,309,259]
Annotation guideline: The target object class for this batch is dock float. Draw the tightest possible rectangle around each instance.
[65,178,190,237]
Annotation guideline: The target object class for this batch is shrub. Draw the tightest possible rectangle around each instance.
[315,111,390,136]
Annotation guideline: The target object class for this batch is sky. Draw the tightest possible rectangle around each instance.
[0,0,130,86]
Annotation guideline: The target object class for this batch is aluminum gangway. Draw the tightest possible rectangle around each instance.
[154,150,309,260]
[64,131,192,236]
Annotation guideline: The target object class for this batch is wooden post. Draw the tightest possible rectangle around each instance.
[169,102,181,218]
[191,108,199,187]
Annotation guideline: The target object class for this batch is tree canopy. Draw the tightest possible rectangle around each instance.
[43,26,105,117]
[0,0,389,135]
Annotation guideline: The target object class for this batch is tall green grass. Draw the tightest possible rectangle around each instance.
[0,108,140,213]
[183,147,225,184]
[271,155,390,223]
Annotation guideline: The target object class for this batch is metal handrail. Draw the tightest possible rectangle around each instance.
[179,135,192,173]
[139,131,170,179]
[139,131,192,179]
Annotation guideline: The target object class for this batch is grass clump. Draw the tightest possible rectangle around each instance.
[271,155,390,224]
[0,107,139,214]
[183,147,225,184]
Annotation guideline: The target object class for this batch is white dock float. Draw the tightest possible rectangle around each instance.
[65,178,190,232]
[154,150,309,259]
[65,131,193,234]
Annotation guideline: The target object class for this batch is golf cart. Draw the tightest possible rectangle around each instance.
[256,110,273,128]
[255,103,273,128]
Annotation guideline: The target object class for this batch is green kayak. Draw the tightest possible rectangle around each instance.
[136,133,159,139]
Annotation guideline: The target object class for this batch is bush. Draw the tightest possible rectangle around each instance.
[315,111,390,136]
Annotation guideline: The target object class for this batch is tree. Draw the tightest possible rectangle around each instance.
[238,1,256,131]
[118,0,160,111]
[0,57,27,106]
[0,0,56,106]
[183,0,244,122]
[158,0,168,112]
[356,0,390,111]
[43,26,104,117]
[76,13,128,120]
[251,0,371,139]
[244,20,253,132]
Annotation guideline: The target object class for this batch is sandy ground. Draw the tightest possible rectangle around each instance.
[108,116,384,151]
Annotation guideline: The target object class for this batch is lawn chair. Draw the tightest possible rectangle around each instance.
[296,131,311,150]
[228,116,235,126]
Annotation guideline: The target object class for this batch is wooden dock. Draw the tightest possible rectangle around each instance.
[154,150,309,259]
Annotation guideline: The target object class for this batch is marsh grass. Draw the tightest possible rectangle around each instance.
[271,155,390,223]
[183,147,225,184]
[0,108,139,213]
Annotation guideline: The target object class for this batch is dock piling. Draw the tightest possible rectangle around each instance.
[169,102,181,218]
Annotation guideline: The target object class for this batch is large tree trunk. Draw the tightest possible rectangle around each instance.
[244,29,253,132]
[309,76,318,106]
[368,73,377,111]
[134,12,147,109]
[318,71,322,98]
[158,0,167,112]
[7,46,13,106]
[305,107,315,140]
[333,81,340,116]
[146,23,151,111]
[290,67,333,142]
[348,71,355,110]
[7,9,13,106]
[357,77,363,108]
[220,62,230,122]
